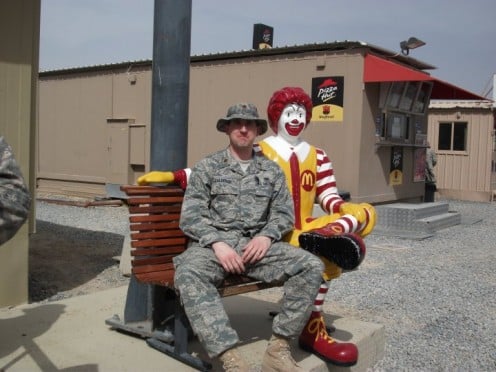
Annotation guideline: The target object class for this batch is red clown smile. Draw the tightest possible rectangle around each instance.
[285,122,305,136]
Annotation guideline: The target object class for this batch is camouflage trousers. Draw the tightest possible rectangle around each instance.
[173,238,323,358]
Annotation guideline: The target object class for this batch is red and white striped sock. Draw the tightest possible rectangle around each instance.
[311,281,329,314]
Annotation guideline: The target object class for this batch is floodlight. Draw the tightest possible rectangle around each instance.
[400,37,426,55]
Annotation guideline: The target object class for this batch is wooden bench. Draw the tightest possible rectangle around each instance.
[106,185,281,371]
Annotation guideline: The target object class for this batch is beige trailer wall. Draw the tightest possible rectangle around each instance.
[188,52,369,200]
[428,107,494,201]
[38,67,151,196]
[0,0,40,307]
[39,49,426,204]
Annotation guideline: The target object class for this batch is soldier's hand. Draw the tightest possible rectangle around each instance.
[242,236,271,264]
[137,171,175,185]
[212,242,245,274]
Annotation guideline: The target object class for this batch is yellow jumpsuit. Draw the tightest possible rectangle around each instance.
[259,140,342,280]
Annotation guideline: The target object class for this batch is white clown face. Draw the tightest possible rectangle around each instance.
[277,103,307,145]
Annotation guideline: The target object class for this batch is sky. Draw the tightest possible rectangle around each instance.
[40,0,496,98]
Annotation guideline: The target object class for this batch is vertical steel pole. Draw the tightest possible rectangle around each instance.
[120,0,192,333]
[150,0,191,170]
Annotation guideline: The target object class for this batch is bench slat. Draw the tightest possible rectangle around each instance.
[129,214,181,223]
[134,271,175,286]
[131,229,184,240]
[122,185,184,197]
[133,262,175,274]
[129,205,182,215]
[127,196,184,205]
[131,237,187,249]
[131,246,186,256]
[131,255,174,266]
[130,220,180,231]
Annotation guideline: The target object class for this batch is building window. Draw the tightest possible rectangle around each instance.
[383,81,432,114]
[386,112,409,141]
[438,122,467,151]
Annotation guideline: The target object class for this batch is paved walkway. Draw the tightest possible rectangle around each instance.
[0,285,384,371]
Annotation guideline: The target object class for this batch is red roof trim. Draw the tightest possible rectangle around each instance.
[363,54,487,100]
[363,54,431,82]
[429,79,488,100]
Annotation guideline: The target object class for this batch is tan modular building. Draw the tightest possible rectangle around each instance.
[38,42,486,205]
[427,100,496,202]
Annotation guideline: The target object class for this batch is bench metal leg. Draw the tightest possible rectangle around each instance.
[146,299,212,371]
[105,275,174,342]
[106,276,211,370]
[106,275,178,342]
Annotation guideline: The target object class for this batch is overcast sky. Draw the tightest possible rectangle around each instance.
[40,0,495,97]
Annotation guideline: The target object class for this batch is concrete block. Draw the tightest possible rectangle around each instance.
[119,230,132,276]
[188,293,385,371]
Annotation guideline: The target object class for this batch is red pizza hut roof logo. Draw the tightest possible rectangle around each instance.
[318,78,338,89]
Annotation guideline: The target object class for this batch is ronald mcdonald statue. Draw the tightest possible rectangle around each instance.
[137,86,376,367]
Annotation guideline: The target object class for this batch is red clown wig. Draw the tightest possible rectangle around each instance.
[267,87,313,133]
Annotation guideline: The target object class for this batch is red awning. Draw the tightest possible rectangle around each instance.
[363,54,487,100]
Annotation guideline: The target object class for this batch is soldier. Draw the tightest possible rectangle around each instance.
[0,136,31,245]
[173,103,323,372]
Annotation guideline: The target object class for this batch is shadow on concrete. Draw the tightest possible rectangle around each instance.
[29,220,124,303]
[0,304,98,371]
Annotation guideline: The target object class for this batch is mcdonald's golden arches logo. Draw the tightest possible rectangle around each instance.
[300,170,316,192]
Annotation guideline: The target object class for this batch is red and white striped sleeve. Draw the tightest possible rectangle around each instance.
[315,148,344,214]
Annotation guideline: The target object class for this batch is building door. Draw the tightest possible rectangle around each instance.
[106,120,130,184]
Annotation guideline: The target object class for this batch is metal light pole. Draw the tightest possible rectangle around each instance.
[150,0,191,170]
[108,0,192,353]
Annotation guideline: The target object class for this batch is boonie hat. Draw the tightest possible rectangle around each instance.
[216,103,268,135]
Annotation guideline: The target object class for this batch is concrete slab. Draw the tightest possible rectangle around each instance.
[1,286,384,372]
[118,232,132,277]
[219,294,385,372]
[0,286,194,372]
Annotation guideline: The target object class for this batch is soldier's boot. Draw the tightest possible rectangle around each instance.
[219,347,250,372]
[299,312,358,367]
[298,223,366,270]
[261,334,305,372]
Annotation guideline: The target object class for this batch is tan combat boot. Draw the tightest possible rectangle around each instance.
[219,347,250,372]
[261,334,306,372]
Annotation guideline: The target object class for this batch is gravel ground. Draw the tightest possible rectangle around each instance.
[33,198,496,371]
[331,199,496,371]
[30,200,130,302]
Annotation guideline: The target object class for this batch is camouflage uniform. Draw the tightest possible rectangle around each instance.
[174,148,324,357]
[0,136,31,245]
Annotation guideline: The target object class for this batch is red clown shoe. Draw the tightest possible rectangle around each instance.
[298,223,366,270]
[299,311,358,367]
